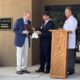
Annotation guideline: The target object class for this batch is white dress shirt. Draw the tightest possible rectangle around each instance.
[63,15,78,49]
[40,18,52,29]
[23,19,28,24]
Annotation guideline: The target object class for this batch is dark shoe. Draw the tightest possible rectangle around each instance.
[16,71,23,75]
[35,69,44,73]
[68,68,75,75]
[68,72,74,75]
[22,70,31,73]
[44,70,50,74]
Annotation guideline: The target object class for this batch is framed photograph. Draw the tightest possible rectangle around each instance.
[0,18,13,30]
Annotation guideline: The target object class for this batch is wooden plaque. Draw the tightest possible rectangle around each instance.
[24,25,33,34]
[50,30,68,79]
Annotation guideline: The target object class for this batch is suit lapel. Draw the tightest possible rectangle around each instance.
[42,20,50,28]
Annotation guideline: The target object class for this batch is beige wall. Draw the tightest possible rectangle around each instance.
[0,31,15,66]
[0,0,32,66]
[0,0,32,22]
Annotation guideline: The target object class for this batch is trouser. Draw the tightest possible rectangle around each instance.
[16,38,29,71]
[68,49,76,73]
[39,39,51,71]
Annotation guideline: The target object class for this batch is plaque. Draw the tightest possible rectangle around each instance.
[24,24,34,34]
[0,18,12,30]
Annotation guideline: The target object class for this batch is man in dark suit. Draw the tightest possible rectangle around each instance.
[35,12,54,74]
[13,11,31,75]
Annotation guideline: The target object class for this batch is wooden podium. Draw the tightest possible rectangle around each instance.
[50,30,69,79]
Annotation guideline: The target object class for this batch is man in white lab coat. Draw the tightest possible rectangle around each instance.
[63,7,78,75]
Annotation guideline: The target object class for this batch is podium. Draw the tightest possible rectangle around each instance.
[50,30,69,79]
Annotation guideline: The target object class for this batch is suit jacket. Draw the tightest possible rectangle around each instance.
[38,20,54,40]
[13,18,31,47]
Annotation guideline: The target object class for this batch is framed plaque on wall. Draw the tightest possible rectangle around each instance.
[0,18,12,30]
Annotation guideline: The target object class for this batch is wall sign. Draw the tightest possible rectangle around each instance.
[0,18,12,30]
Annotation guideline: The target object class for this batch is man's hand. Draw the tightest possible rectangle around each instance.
[35,31,42,35]
[69,31,72,34]
[22,30,29,35]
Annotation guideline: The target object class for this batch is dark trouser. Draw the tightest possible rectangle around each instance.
[39,39,51,72]
[68,49,76,73]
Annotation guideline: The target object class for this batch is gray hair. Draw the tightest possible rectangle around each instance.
[65,7,74,14]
